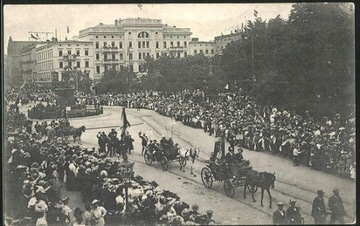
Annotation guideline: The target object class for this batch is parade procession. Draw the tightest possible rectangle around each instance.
[3,3,355,226]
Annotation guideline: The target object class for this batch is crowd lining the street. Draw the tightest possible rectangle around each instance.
[4,99,216,225]
[74,89,355,179]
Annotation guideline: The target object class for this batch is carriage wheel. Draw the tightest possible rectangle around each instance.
[224,179,235,198]
[161,156,169,171]
[179,157,187,169]
[201,167,213,188]
[144,152,153,165]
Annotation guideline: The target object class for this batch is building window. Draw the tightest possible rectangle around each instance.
[96,54,99,60]
[184,52,187,57]
[156,52,160,59]
[177,41,180,47]
[170,41,173,47]
[103,42,107,47]
[147,52,150,57]
[128,32,131,35]
[200,50,203,54]
[85,61,89,68]
[120,53,123,60]
[155,32,158,34]
[96,66,100,73]
[205,49,209,54]
[129,64,133,72]
[129,53,133,60]
[170,36,172,38]
[143,52,146,59]
[138,41,141,48]
[146,41,149,48]
[96,36,98,38]
[103,36,106,38]
[76,50,80,56]
[67,50,71,55]
[112,53,115,59]
[68,62,72,68]
[211,49,214,54]
[95,42,99,49]
[194,50,197,54]
[119,42,123,48]
[111,36,114,38]
[142,41,145,48]
[85,50,89,56]
[59,62,63,68]
[139,53,142,60]
[184,41,187,48]
[76,61,81,68]
[111,42,115,47]
[129,42,132,48]
[163,42,167,48]
[156,41,159,49]
[177,52,180,58]
[59,50,63,56]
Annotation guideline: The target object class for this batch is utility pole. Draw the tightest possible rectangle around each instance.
[251,29,255,82]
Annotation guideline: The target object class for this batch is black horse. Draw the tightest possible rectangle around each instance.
[72,126,86,144]
[243,170,276,208]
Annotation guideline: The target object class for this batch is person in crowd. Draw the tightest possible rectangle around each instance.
[91,200,107,226]
[286,200,303,224]
[139,132,149,155]
[328,188,346,224]
[311,190,327,224]
[82,204,92,226]
[272,202,287,225]
[59,197,72,225]
[70,207,85,226]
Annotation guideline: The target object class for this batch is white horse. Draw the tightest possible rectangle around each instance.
[178,147,200,176]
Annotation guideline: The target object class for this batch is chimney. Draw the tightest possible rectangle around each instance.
[115,19,118,25]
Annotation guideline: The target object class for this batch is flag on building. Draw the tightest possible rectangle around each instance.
[137,4,143,10]
[31,34,38,40]
[120,108,131,135]
[67,26,70,33]
[254,10,258,17]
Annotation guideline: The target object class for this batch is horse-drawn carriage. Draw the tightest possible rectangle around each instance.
[201,158,276,208]
[201,159,249,197]
[143,142,199,173]
[143,143,182,171]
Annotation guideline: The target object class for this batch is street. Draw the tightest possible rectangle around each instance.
[58,106,356,225]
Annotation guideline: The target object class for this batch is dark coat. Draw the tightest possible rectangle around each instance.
[311,196,326,217]
[273,209,287,225]
[328,195,346,217]
[286,206,302,224]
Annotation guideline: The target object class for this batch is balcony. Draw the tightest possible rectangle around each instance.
[62,54,77,61]
[103,59,120,64]
[101,46,119,52]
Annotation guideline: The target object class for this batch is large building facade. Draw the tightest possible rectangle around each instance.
[189,38,215,57]
[6,37,38,85]
[214,30,242,55]
[79,18,192,79]
[35,40,94,82]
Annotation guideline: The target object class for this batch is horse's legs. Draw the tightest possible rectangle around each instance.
[252,186,256,202]
[261,188,264,207]
[266,188,272,208]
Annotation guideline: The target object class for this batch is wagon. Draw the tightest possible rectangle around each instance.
[143,144,185,171]
[201,160,248,197]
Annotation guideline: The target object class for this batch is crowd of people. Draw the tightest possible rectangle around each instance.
[4,100,216,226]
[74,89,356,179]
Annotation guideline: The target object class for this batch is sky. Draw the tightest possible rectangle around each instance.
[3,3,294,54]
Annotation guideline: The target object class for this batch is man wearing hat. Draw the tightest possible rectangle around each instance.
[286,200,302,224]
[272,202,287,225]
[205,210,215,225]
[328,188,346,224]
[311,190,327,224]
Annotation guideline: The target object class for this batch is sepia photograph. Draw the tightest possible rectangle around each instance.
[3,3,356,225]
